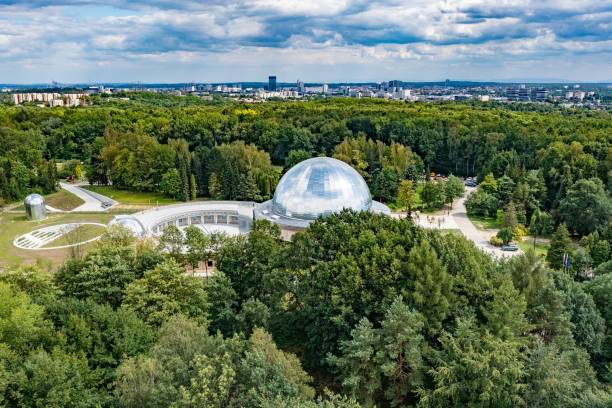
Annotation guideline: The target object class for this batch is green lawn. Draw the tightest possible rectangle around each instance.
[84,185,178,205]
[45,189,85,211]
[0,212,113,267]
[519,238,549,259]
[468,214,501,230]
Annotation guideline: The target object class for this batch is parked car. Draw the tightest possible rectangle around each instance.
[464,178,477,187]
[501,243,519,251]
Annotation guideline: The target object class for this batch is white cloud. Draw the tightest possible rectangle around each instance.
[0,0,610,82]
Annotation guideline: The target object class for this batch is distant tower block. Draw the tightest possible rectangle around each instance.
[24,193,47,220]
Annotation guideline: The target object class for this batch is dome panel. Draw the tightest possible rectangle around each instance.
[109,216,145,237]
[271,157,372,220]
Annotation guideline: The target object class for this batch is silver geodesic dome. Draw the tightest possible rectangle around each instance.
[24,193,47,220]
[271,157,372,220]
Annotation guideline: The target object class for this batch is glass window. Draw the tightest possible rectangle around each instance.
[228,215,239,224]
[191,216,202,225]
[204,214,215,223]
[217,213,227,223]
[178,218,188,227]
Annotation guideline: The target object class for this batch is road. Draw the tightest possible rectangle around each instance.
[59,182,118,212]
[451,187,522,258]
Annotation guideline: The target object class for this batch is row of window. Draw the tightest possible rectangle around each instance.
[152,212,241,233]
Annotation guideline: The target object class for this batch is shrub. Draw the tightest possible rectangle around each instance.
[497,227,514,245]
[489,236,503,247]
[512,225,529,241]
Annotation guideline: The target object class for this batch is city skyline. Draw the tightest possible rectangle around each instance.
[0,1,611,83]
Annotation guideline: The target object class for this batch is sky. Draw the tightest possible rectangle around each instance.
[0,0,611,84]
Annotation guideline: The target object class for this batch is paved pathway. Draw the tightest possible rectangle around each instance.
[59,182,118,212]
[451,187,521,258]
[392,186,521,258]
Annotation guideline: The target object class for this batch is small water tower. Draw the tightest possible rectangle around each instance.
[24,193,47,221]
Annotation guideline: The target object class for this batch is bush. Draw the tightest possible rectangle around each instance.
[497,227,514,244]
[465,189,500,217]
[512,225,529,241]
[489,236,503,246]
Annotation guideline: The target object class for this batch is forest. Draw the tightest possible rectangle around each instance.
[0,96,610,406]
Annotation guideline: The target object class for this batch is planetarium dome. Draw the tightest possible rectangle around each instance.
[271,157,372,220]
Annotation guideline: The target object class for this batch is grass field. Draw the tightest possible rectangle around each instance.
[519,238,550,259]
[468,214,501,230]
[41,224,107,248]
[0,212,113,267]
[7,189,84,212]
[84,185,178,205]
[45,189,85,211]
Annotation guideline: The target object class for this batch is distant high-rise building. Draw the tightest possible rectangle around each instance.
[445,79,450,87]
[297,80,305,93]
[534,88,549,102]
[389,80,402,89]
[518,87,530,101]
[506,88,519,101]
[322,83,329,94]
[268,76,277,91]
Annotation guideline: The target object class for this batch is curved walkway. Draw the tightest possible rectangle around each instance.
[392,187,521,258]
[59,182,118,212]
[451,188,521,258]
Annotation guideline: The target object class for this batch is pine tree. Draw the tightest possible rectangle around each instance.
[189,174,197,201]
[376,297,425,406]
[407,240,452,335]
[481,275,529,340]
[421,318,525,407]
[328,318,381,407]
[236,172,260,201]
[208,173,223,199]
[547,223,573,270]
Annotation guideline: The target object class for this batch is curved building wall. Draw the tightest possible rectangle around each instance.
[113,201,255,237]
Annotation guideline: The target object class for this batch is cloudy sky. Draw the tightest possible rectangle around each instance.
[0,0,611,83]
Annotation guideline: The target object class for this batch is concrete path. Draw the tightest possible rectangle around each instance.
[392,186,521,258]
[451,187,521,258]
[59,182,118,212]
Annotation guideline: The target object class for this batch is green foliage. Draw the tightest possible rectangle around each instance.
[0,98,611,405]
[480,172,498,195]
[290,211,424,366]
[54,246,137,308]
[372,166,399,202]
[115,316,314,408]
[14,348,109,408]
[407,240,452,335]
[0,282,49,355]
[524,340,611,407]
[420,318,525,408]
[559,178,611,236]
[216,220,287,309]
[397,179,417,215]
[160,168,182,199]
[421,180,446,210]
[465,188,500,217]
[497,227,514,244]
[546,224,573,269]
[285,149,312,168]
[444,174,465,207]
[329,296,426,407]
[123,259,208,326]
[44,298,155,383]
